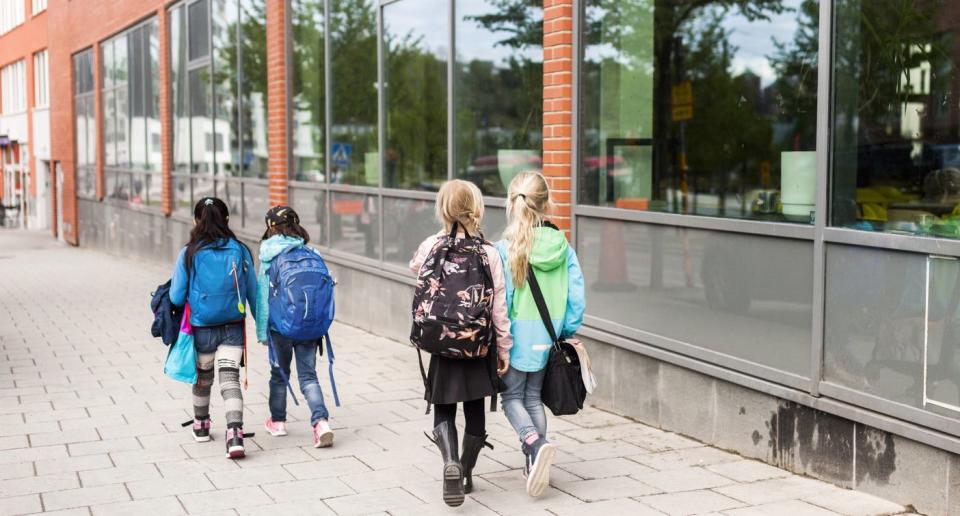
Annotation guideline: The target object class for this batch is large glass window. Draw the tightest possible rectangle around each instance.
[74,50,96,199]
[455,0,543,196]
[329,0,378,186]
[383,0,449,191]
[832,1,960,239]
[170,0,267,223]
[580,0,819,222]
[101,20,160,207]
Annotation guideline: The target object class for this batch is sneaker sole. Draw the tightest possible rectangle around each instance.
[226,446,245,459]
[442,463,465,507]
[264,423,287,437]
[193,434,211,443]
[526,443,555,497]
[313,430,333,448]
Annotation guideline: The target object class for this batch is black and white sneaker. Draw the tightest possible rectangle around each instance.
[225,427,245,459]
[522,438,556,497]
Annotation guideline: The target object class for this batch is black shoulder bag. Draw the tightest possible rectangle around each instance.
[526,265,586,416]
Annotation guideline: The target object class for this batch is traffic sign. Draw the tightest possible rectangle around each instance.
[332,143,352,168]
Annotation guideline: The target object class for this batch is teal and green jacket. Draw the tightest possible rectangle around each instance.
[495,223,585,372]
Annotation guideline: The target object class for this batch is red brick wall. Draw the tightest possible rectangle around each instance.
[266,0,289,207]
[542,0,574,234]
[47,0,167,244]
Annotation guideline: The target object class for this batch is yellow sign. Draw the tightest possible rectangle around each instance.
[672,105,693,122]
[671,81,693,106]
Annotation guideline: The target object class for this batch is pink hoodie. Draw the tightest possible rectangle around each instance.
[409,232,513,361]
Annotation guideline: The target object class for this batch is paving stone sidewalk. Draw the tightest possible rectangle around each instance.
[0,230,910,516]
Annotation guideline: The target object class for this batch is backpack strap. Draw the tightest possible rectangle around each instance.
[268,333,300,406]
[527,264,561,348]
[417,348,431,414]
[323,333,341,407]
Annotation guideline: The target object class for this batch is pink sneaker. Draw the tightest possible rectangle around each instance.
[313,420,334,448]
[264,418,287,437]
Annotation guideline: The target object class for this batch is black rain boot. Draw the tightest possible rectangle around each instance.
[461,433,494,494]
[426,421,464,507]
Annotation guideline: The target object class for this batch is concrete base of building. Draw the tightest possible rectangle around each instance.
[77,199,958,515]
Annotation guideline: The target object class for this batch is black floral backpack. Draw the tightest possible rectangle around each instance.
[410,221,495,363]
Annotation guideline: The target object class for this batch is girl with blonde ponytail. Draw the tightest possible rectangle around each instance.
[495,171,585,498]
[409,180,512,506]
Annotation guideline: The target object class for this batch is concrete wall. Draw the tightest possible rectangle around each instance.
[78,199,960,515]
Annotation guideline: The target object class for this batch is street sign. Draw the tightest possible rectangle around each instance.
[671,81,694,121]
[671,81,693,106]
[672,105,693,122]
[332,143,352,168]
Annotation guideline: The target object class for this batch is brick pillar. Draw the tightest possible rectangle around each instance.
[542,0,574,235]
[93,41,104,201]
[158,8,172,215]
[266,0,289,207]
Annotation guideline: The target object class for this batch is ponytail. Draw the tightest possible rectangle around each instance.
[504,172,551,289]
[184,197,241,274]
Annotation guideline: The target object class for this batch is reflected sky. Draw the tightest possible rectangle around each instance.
[384,0,448,58]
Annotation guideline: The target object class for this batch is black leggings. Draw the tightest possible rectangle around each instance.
[433,399,485,437]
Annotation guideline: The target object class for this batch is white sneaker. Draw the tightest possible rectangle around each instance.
[313,419,334,448]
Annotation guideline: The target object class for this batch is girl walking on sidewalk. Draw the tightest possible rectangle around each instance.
[495,172,585,497]
[256,206,335,448]
[409,180,513,507]
[169,197,258,459]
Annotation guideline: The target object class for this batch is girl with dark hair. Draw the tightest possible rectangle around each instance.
[255,206,335,448]
[169,197,258,459]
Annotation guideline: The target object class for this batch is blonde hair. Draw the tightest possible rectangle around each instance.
[504,171,553,288]
[435,179,485,235]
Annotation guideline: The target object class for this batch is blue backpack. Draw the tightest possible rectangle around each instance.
[190,244,249,325]
[268,246,335,340]
[267,246,340,407]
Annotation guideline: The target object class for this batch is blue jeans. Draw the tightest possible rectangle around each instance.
[268,332,329,426]
[501,366,547,442]
[193,322,244,354]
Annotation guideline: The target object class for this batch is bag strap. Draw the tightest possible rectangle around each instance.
[527,264,560,347]
[323,333,341,407]
[416,348,431,415]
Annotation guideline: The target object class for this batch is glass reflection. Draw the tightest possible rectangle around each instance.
[330,0,378,186]
[577,217,813,376]
[290,186,327,246]
[384,0,449,191]
[240,0,268,178]
[330,193,378,258]
[291,0,326,182]
[212,0,239,176]
[833,1,960,239]
[382,197,437,265]
[580,0,818,222]
[455,0,543,196]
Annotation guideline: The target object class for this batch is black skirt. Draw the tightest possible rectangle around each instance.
[424,350,499,406]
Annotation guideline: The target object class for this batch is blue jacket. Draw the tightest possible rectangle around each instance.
[170,238,258,327]
[495,227,586,372]
[254,235,305,342]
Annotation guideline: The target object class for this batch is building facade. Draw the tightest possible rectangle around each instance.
[0,0,49,229]
[5,0,960,512]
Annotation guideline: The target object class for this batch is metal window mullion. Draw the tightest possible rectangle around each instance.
[447,0,454,182]
[236,0,243,180]
[207,0,215,180]
[376,1,384,256]
[324,0,332,186]
[809,0,834,397]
